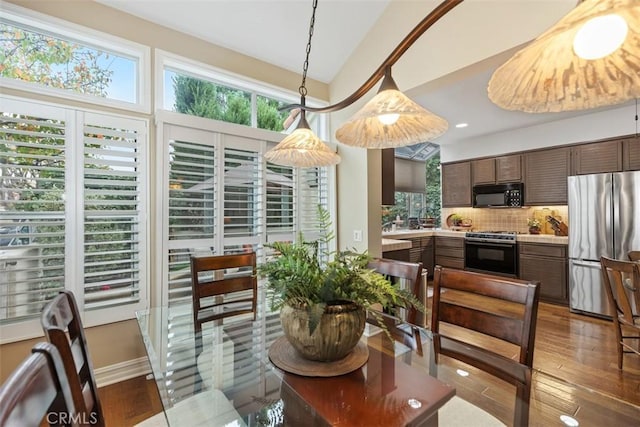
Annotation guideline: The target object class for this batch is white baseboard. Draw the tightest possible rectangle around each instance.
[95,357,152,388]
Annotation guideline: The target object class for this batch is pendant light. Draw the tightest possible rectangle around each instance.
[264,0,463,167]
[335,66,448,148]
[488,0,640,113]
[265,0,341,167]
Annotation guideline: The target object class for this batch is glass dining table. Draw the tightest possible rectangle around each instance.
[137,305,640,426]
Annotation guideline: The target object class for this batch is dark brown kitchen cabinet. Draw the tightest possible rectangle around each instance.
[572,140,623,175]
[381,148,395,205]
[382,248,409,262]
[441,162,471,207]
[435,236,464,270]
[524,147,571,205]
[392,236,435,277]
[518,243,568,305]
[623,135,640,171]
[472,155,521,185]
[472,158,495,185]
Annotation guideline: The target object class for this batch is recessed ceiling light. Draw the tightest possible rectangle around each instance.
[455,123,468,128]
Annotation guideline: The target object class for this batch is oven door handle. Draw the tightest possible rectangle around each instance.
[465,240,515,248]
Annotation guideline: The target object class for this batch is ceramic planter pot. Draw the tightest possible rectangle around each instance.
[280,301,366,362]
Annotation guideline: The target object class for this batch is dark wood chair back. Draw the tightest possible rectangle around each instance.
[367,258,424,353]
[600,256,640,369]
[628,251,640,262]
[190,252,258,334]
[431,266,540,427]
[367,257,423,324]
[41,291,105,427]
[0,342,77,427]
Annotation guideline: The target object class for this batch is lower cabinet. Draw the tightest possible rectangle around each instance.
[435,237,465,270]
[386,236,435,277]
[518,243,568,305]
[383,248,410,262]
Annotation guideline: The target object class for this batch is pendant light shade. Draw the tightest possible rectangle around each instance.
[335,68,448,148]
[488,0,640,113]
[265,112,341,167]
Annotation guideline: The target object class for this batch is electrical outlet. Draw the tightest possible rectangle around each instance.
[353,230,362,242]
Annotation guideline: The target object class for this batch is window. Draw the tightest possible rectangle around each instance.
[157,51,327,137]
[0,4,150,112]
[0,97,148,340]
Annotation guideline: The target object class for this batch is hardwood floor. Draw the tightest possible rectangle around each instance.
[99,302,640,426]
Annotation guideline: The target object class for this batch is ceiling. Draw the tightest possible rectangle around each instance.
[96,0,632,151]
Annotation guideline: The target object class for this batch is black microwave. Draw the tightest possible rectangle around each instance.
[473,182,524,208]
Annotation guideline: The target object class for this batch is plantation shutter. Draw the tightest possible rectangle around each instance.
[0,99,148,337]
[82,113,146,312]
[0,108,67,322]
[159,120,331,402]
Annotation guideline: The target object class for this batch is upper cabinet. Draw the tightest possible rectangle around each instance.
[524,147,571,205]
[381,148,395,205]
[441,161,471,207]
[572,140,623,175]
[472,155,521,185]
[623,135,640,171]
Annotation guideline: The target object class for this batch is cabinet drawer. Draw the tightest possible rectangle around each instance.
[436,247,464,259]
[435,256,464,270]
[519,243,566,258]
[435,237,464,249]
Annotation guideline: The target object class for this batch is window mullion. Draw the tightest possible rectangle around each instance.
[67,110,85,313]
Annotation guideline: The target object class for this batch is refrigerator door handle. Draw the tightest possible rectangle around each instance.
[571,259,601,268]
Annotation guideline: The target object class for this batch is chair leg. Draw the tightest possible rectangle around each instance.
[615,324,623,370]
[515,382,531,427]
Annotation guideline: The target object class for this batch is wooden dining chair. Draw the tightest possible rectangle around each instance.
[41,290,105,427]
[628,251,640,262]
[367,258,424,354]
[600,256,640,370]
[0,342,77,427]
[430,266,540,427]
[190,252,258,333]
[367,257,424,324]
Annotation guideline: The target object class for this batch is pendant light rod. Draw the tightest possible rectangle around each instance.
[285,0,463,114]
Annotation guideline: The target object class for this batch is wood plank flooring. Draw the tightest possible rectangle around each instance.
[99,302,640,426]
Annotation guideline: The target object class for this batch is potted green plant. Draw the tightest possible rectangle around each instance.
[527,218,541,234]
[258,206,423,362]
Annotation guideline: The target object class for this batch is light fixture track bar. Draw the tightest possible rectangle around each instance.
[285,0,464,113]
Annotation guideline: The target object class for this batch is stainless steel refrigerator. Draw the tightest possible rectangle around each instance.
[568,171,640,318]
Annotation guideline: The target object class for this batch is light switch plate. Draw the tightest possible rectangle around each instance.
[353,230,362,242]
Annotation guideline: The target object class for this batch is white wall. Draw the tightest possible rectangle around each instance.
[441,103,636,162]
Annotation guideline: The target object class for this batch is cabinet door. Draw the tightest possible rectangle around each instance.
[441,162,471,207]
[422,237,435,278]
[519,254,568,305]
[572,140,622,175]
[381,148,395,205]
[472,158,495,185]
[623,136,640,171]
[495,154,521,183]
[524,147,570,205]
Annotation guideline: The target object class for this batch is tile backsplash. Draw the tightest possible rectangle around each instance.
[441,206,569,235]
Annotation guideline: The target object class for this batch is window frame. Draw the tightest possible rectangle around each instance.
[0,3,151,113]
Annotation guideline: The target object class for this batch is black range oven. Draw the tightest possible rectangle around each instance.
[464,231,518,277]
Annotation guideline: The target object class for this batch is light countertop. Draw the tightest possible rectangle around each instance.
[381,229,568,251]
